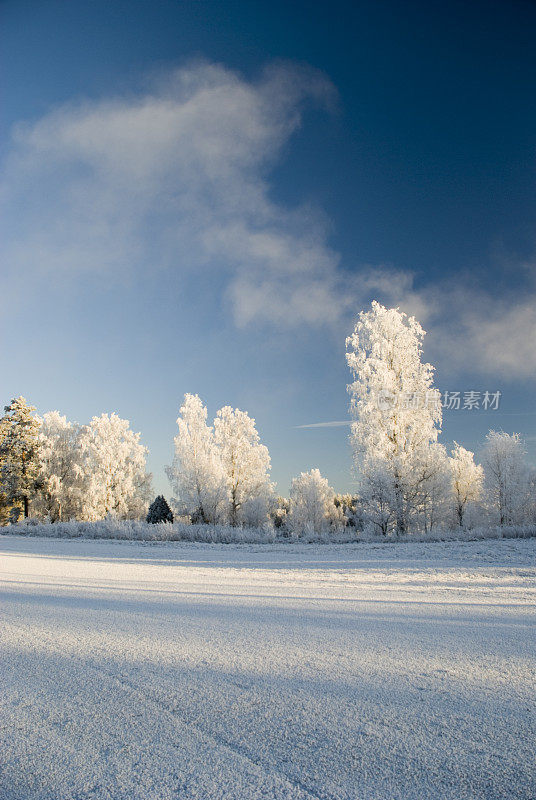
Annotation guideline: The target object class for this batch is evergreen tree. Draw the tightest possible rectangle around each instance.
[0,485,10,526]
[147,495,174,524]
[0,397,42,520]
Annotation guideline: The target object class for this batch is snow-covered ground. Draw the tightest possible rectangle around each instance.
[1,536,534,800]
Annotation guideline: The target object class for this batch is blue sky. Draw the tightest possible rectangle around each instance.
[2,0,535,495]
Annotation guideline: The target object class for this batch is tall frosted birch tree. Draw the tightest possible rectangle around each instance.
[214,406,273,526]
[346,302,445,534]
[166,394,227,524]
[449,442,484,527]
[35,411,85,521]
[483,431,529,525]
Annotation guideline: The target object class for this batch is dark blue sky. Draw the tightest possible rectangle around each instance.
[2,0,535,493]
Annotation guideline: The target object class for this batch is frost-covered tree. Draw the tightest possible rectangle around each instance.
[347,302,443,534]
[0,487,9,526]
[147,495,174,524]
[78,413,152,520]
[35,411,85,521]
[334,494,362,529]
[289,469,344,536]
[483,431,529,525]
[526,469,536,524]
[449,442,484,527]
[166,394,228,524]
[412,443,450,533]
[358,461,397,536]
[0,397,42,520]
[270,496,290,531]
[214,406,274,526]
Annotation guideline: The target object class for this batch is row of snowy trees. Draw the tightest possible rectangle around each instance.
[0,399,151,524]
[0,392,344,535]
[165,395,353,534]
[1,302,533,534]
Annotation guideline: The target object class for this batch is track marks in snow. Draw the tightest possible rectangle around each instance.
[1,536,535,800]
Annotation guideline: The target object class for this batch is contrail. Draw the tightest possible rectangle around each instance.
[295,420,352,429]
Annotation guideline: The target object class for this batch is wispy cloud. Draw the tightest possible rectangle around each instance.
[2,60,351,327]
[416,265,536,380]
[360,264,536,380]
[2,59,535,380]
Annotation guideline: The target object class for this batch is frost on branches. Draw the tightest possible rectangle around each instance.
[166,394,228,524]
[483,431,530,526]
[346,302,448,535]
[167,395,274,526]
[449,442,484,527]
[77,413,152,520]
[289,469,344,536]
[214,406,274,527]
[34,411,85,522]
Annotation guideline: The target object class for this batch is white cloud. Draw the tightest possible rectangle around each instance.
[451,292,536,379]
[376,266,536,380]
[2,60,349,327]
[2,59,535,380]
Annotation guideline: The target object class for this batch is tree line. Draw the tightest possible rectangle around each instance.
[0,302,534,534]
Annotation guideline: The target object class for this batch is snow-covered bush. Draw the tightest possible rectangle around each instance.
[6,518,277,544]
[4,518,535,545]
[270,496,290,532]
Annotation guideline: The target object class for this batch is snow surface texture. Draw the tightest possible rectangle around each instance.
[1,536,535,800]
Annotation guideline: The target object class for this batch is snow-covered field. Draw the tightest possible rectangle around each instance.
[1,536,535,800]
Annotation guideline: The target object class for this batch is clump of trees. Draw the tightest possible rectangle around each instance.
[1,302,534,535]
[0,399,152,524]
[346,302,534,535]
[166,394,274,526]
